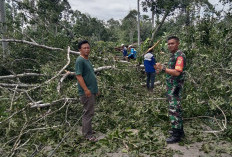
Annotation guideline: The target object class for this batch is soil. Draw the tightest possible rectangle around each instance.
[167,142,232,157]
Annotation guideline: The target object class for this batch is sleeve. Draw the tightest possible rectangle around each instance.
[153,56,156,65]
[175,56,184,72]
[75,59,83,75]
[151,56,155,65]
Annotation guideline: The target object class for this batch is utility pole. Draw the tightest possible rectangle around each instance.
[0,0,7,58]
[137,0,141,48]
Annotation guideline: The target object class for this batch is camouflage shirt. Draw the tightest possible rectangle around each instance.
[166,50,186,88]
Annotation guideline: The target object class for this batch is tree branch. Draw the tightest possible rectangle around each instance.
[0,73,44,80]
[10,85,18,110]
[0,39,80,55]
[27,46,71,92]
[30,98,78,108]
[57,66,114,93]
[204,93,227,133]
[0,83,37,88]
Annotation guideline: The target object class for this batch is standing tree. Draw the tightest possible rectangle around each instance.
[121,10,138,43]
[0,0,7,57]
[141,0,180,44]
[141,0,214,44]
[137,0,141,47]
[106,18,121,42]
[140,15,152,41]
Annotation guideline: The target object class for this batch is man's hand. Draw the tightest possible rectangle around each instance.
[155,63,163,71]
[84,89,91,97]
[154,64,160,74]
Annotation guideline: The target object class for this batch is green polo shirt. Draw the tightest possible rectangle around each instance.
[75,56,98,96]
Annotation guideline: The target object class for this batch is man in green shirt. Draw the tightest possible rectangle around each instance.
[75,40,99,142]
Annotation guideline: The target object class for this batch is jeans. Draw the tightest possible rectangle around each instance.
[146,72,156,89]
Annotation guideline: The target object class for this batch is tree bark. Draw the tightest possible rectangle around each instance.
[137,0,141,47]
[150,11,169,44]
[0,73,44,80]
[57,66,114,93]
[30,98,78,108]
[0,39,80,55]
[185,7,190,26]
[0,0,7,57]
[0,83,37,88]
[151,10,155,28]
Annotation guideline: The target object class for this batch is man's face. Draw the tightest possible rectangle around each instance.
[79,43,90,57]
[167,39,179,53]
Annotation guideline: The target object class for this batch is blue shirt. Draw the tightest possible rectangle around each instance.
[128,48,137,58]
[144,52,156,73]
[123,47,127,56]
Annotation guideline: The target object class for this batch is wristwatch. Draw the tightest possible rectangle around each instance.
[162,65,166,72]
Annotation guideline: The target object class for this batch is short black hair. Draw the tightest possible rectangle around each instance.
[78,40,90,49]
[167,36,179,42]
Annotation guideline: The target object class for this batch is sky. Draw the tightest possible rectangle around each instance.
[68,0,138,21]
[68,0,227,21]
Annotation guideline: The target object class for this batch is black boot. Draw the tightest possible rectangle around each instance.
[180,127,185,138]
[168,127,185,137]
[166,128,183,144]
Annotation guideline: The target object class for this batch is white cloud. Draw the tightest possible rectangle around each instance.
[68,0,226,21]
[68,0,140,21]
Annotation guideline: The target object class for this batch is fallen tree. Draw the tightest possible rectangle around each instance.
[0,73,44,80]
[0,39,80,55]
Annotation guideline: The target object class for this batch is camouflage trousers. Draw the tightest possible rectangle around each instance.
[167,84,183,129]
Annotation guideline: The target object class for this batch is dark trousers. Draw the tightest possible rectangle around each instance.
[146,72,156,89]
[80,94,96,137]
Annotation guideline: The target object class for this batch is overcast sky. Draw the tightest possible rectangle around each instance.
[68,0,225,21]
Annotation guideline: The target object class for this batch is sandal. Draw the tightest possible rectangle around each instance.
[85,135,98,142]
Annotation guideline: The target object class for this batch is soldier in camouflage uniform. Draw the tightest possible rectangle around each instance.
[157,36,186,144]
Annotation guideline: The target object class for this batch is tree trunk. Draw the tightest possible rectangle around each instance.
[151,10,155,28]
[185,7,190,26]
[0,0,7,57]
[31,0,37,31]
[137,0,141,47]
[129,31,134,43]
[150,11,169,44]
[21,14,24,34]
[55,25,58,36]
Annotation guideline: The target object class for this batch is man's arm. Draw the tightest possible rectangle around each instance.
[165,56,184,76]
[163,68,181,76]
[156,63,181,76]
[76,75,91,97]
[154,64,160,74]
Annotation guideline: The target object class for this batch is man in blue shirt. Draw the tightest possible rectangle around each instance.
[127,45,137,61]
[121,44,128,60]
[144,46,157,91]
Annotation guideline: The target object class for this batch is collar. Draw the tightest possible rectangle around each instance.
[80,55,88,60]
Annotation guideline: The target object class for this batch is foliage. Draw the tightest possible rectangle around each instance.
[0,0,232,156]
